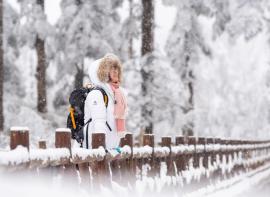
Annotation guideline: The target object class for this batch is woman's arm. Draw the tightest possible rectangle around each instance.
[85,90,107,132]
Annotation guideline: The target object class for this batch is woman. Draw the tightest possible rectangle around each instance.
[83,54,128,149]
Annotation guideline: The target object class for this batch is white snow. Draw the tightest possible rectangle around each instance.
[10,126,29,131]
[133,145,153,158]
[55,128,71,132]
[185,162,270,197]
[30,148,70,162]
[0,145,29,165]
[72,146,106,162]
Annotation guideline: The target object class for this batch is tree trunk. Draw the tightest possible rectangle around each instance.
[182,55,194,136]
[74,63,84,89]
[36,0,47,113]
[0,0,3,131]
[128,0,133,59]
[141,0,154,134]
[141,0,154,56]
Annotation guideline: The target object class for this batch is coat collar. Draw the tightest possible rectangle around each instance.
[98,82,114,101]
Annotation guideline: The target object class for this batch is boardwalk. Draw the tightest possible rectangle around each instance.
[239,174,270,197]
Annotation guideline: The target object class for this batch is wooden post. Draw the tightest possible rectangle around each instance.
[184,136,197,191]
[235,139,242,173]
[55,128,71,170]
[10,127,29,150]
[227,139,234,177]
[91,133,108,187]
[143,134,154,147]
[119,133,134,183]
[143,134,155,176]
[205,138,213,171]
[38,140,46,149]
[231,140,238,174]
[55,128,71,149]
[254,141,260,168]
[35,140,47,176]
[175,136,186,173]
[161,136,173,176]
[250,141,259,169]
[197,137,206,168]
[239,140,245,172]
[242,140,249,171]
[267,140,270,162]
[231,140,237,174]
[197,137,206,187]
[55,128,76,182]
[187,136,197,169]
[120,133,133,155]
[205,138,214,180]
[258,141,264,166]
[220,139,227,178]
[264,140,270,163]
[9,127,30,172]
[213,138,221,180]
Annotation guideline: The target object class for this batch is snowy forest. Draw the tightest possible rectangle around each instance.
[1,0,270,148]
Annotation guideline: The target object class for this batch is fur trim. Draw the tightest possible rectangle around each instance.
[98,53,123,83]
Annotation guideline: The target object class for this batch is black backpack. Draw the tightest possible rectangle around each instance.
[67,86,109,145]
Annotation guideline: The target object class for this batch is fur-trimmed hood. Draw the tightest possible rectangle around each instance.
[88,54,123,86]
[88,58,103,86]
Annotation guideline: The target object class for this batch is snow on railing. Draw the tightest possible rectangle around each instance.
[0,146,29,166]
[72,147,106,163]
[30,148,70,167]
[133,145,153,158]
[154,146,170,157]
[2,126,270,192]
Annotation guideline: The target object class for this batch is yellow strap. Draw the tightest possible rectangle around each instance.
[69,107,76,129]
[104,95,108,106]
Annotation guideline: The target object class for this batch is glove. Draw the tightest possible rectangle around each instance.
[114,146,122,154]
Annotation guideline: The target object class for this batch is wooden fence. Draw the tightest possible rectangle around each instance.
[1,127,270,191]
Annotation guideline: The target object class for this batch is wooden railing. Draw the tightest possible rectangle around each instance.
[1,127,270,192]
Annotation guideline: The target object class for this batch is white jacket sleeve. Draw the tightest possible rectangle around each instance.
[85,90,106,132]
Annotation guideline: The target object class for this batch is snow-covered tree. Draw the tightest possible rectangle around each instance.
[119,0,141,61]
[123,52,184,141]
[141,53,184,137]
[164,0,210,136]
[3,2,22,95]
[52,0,123,108]
[17,0,53,113]
[2,2,26,134]
[192,0,270,139]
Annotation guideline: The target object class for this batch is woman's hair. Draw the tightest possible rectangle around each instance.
[97,53,123,83]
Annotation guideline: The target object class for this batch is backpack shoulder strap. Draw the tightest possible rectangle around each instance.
[92,86,109,108]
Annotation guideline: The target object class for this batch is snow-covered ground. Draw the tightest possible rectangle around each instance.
[1,162,270,197]
[198,163,270,197]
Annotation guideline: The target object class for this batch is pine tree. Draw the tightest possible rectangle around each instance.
[141,0,154,134]
[164,0,210,136]
[54,0,122,90]
[17,0,51,113]
[119,0,141,61]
